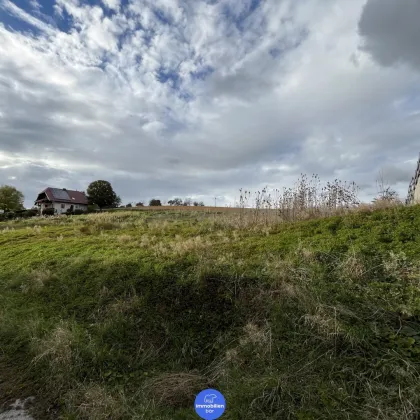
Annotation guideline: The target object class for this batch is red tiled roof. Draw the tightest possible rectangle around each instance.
[36,188,88,205]
[66,190,88,204]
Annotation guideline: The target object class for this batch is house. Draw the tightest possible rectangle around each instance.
[407,153,420,205]
[35,188,88,214]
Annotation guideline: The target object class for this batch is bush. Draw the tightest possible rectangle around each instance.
[22,210,38,218]
[42,208,55,216]
[126,203,132,208]
[136,202,144,207]
[88,205,99,213]
[149,199,162,206]
[73,209,86,216]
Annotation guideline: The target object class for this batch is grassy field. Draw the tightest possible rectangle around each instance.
[1,206,420,419]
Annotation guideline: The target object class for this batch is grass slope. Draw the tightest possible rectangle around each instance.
[1,206,420,419]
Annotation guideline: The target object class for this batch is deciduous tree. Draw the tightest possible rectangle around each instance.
[0,185,24,212]
[87,180,120,210]
[149,199,162,206]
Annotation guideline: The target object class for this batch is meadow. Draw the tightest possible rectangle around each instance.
[1,204,420,419]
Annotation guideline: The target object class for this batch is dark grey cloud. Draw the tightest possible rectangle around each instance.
[359,0,420,70]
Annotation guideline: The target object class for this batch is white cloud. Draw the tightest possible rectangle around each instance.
[102,0,120,11]
[0,0,419,207]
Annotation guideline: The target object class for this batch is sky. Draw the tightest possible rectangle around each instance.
[0,0,419,208]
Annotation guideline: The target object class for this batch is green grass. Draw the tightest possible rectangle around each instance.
[1,206,420,419]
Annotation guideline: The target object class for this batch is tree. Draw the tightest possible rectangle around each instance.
[126,203,132,208]
[149,199,162,206]
[183,197,192,206]
[168,198,183,206]
[136,202,144,207]
[0,185,24,212]
[374,170,400,203]
[86,180,120,210]
[194,201,205,206]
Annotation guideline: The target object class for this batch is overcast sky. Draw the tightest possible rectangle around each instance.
[0,0,419,207]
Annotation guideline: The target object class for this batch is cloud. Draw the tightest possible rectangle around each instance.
[102,0,120,11]
[359,0,420,71]
[0,0,418,207]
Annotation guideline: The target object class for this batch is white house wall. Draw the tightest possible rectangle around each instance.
[53,202,71,214]
[39,202,87,214]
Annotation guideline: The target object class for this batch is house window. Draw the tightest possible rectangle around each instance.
[61,204,65,209]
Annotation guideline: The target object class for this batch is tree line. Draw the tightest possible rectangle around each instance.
[87,181,206,208]
[131,198,205,207]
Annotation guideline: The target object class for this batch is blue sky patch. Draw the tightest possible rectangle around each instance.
[153,8,172,25]
[191,66,215,81]
[223,0,263,32]
[157,67,181,89]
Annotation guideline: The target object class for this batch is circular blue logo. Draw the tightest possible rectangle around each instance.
[194,389,226,420]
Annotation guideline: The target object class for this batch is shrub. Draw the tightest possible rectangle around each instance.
[136,202,144,207]
[149,199,162,206]
[73,209,86,216]
[22,210,38,218]
[88,205,99,213]
[42,208,55,216]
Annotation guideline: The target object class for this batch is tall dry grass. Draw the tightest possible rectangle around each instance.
[212,174,408,229]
